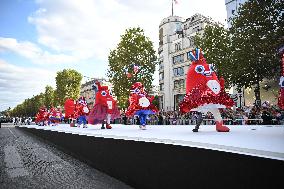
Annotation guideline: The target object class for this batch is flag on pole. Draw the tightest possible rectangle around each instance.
[174,0,178,4]
[133,64,139,74]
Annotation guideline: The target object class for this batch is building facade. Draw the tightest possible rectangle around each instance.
[158,14,216,111]
[80,78,106,108]
[225,0,247,27]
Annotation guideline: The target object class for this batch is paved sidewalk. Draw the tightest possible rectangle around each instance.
[0,127,133,189]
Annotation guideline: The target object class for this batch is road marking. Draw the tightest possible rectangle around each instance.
[8,128,17,138]
[4,145,29,178]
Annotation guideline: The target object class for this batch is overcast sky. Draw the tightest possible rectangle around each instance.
[0,0,228,111]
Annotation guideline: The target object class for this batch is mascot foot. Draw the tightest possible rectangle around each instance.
[106,124,112,129]
[192,128,199,132]
[83,124,87,128]
[216,121,230,132]
[140,125,146,130]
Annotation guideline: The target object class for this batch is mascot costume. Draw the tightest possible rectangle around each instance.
[64,97,90,128]
[48,107,63,126]
[35,106,49,126]
[87,82,120,129]
[76,97,90,128]
[179,48,234,132]
[126,82,158,130]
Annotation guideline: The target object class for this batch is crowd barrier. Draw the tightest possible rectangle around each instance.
[114,118,281,125]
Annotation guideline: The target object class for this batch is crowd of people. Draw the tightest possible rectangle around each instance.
[3,105,284,126]
[119,105,284,126]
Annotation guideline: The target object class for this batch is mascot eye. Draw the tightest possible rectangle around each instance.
[195,65,205,74]
[101,91,107,96]
[109,91,113,96]
[135,88,140,94]
[209,64,215,72]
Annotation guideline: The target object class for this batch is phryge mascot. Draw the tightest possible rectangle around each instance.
[35,106,49,126]
[64,97,90,128]
[49,106,63,126]
[179,48,234,132]
[87,82,120,129]
[126,82,158,130]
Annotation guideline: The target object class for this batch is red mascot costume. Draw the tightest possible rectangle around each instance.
[179,48,234,132]
[35,106,49,126]
[87,82,120,129]
[49,107,63,126]
[126,82,158,130]
[64,97,90,128]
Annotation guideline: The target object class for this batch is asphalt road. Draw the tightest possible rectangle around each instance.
[0,124,133,189]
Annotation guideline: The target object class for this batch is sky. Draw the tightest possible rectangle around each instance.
[0,0,228,111]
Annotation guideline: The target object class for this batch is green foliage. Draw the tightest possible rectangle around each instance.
[55,69,82,106]
[10,69,82,117]
[44,85,55,108]
[0,107,11,117]
[194,0,283,102]
[152,95,159,108]
[10,93,45,117]
[107,27,157,109]
[229,0,284,89]
[194,24,233,86]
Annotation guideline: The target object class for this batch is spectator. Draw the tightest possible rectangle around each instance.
[122,114,127,125]
[158,113,163,125]
[261,108,273,125]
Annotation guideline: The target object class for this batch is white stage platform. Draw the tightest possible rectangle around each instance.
[18,124,284,161]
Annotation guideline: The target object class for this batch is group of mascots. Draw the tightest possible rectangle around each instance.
[35,48,241,132]
[35,106,63,126]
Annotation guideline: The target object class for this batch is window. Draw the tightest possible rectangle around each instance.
[178,67,184,76]
[159,72,164,80]
[174,42,182,51]
[159,28,163,45]
[180,79,185,89]
[173,68,178,76]
[173,54,184,64]
[159,63,164,70]
[173,67,184,77]
[174,80,179,89]
[188,37,195,48]
[174,79,185,90]
[192,26,200,33]
[159,83,164,91]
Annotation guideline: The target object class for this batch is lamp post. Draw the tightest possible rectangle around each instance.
[238,93,242,108]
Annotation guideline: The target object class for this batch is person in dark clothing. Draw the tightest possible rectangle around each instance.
[122,114,127,125]
[248,110,257,125]
[135,116,140,125]
[192,111,203,132]
[261,109,272,125]
[158,114,163,125]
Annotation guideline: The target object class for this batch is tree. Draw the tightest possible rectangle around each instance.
[55,69,82,106]
[44,85,55,108]
[107,27,157,109]
[194,24,233,86]
[229,0,284,104]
